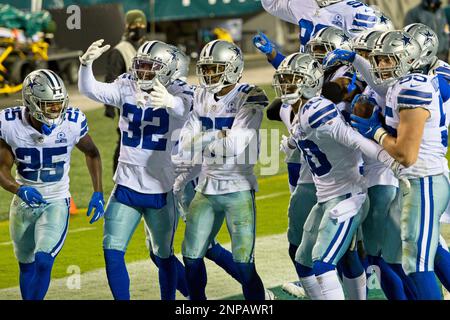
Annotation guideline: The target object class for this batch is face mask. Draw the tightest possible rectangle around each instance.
[128,27,146,42]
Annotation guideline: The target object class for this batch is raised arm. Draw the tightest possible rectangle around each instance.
[78,39,122,107]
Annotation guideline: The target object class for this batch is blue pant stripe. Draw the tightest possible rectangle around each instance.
[424,176,434,271]
[417,178,426,272]
[169,193,177,255]
[250,190,257,261]
[328,217,354,264]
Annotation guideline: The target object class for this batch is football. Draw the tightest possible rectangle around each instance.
[352,99,375,119]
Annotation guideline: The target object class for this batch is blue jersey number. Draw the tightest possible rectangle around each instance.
[346,1,365,8]
[122,103,169,151]
[298,19,328,48]
[199,116,235,131]
[16,147,67,182]
[298,139,332,176]
[4,108,22,121]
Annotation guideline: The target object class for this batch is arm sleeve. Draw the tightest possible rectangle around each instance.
[167,83,194,120]
[261,0,298,24]
[270,51,286,69]
[75,111,89,144]
[178,109,219,154]
[78,64,122,107]
[352,55,389,97]
[206,104,264,158]
[316,115,394,166]
[266,98,284,121]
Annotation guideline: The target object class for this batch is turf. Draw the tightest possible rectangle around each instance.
[0,85,293,289]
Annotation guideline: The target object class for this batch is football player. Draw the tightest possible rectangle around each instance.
[0,69,104,300]
[349,31,450,299]
[78,39,192,300]
[177,40,269,300]
[143,45,245,299]
[253,0,392,68]
[273,52,404,299]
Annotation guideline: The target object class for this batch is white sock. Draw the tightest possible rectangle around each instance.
[343,273,367,300]
[316,270,345,300]
[299,275,324,300]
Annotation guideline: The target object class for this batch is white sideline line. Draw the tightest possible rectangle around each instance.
[256,191,289,201]
[0,227,97,246]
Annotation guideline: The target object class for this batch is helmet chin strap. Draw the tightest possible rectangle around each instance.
[41,123,56,135]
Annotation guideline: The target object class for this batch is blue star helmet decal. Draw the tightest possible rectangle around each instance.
[229,46,241,56]
[421,30,434,45]
[340,33,350,43]
[402,35,411,46]
[379,15,389,24]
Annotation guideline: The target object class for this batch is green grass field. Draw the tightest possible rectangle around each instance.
[0,85,449,300]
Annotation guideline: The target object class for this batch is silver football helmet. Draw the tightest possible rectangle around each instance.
[169,45,190,81]
[315,0,343,7]
[22,69,69,130]
[353,30,383,60]
[273,53,324,105]
[306,27,353,64]
[371,9,395,32]
[196,40,244,94]
[131,40,177,90]
[369,31,421,85]
[403,23,439,69]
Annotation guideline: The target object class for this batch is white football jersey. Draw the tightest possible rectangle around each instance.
[179,83,268,195]
[261,0,382,51]
[292,96,366,202]
[430,59,450,126]
[384,73,448,178]
[0,106,88,201]
[280,105,314,183]
[362,86,398,188]
[79,66,193,193]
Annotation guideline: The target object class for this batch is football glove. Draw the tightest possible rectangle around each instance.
[323,49,356,69]
[87,192,105,224]
[252,32,275,55]
[80,39,111,66]
[150,79,175,110]
[16,186,47,208]
[350,107,387,144]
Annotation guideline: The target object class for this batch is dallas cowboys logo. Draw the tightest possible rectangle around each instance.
[229,46,241,56]
[402,35,411,46]
[379,15,389,24]
[421,30,434,45]
[340,33,350,43]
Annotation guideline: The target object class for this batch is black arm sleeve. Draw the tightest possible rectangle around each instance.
[266,98,283,121]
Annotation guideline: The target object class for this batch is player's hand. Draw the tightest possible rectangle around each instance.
[252,32,275,55]
[323,49,356,69]
[16,186,48,208]
[87,192,105,224]
[173,180,188,222]
[280,135,295,156]
[150,79,175,110]
[350,108,383,140]
[80,39,111,66]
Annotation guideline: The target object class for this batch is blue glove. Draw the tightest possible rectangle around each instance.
[252,32,274,55]
[350,107,383,140]
[16,186,48,208]
[323,49,356,69]
[87,192,105,224]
